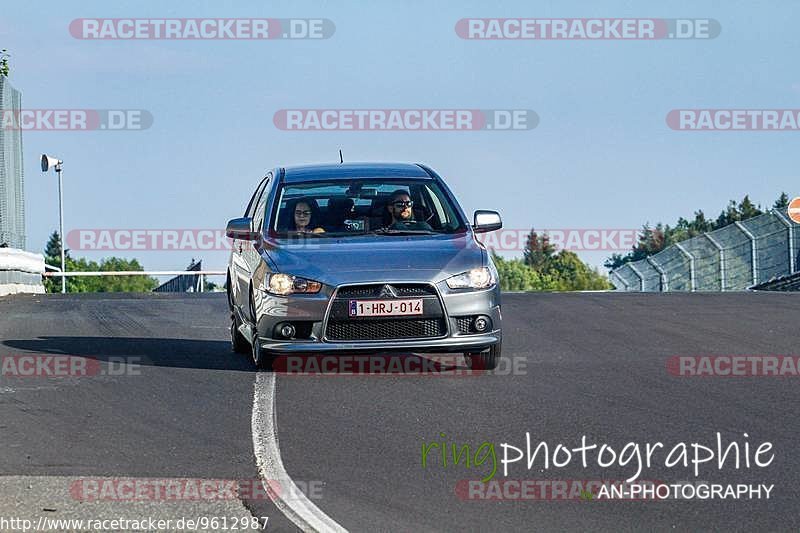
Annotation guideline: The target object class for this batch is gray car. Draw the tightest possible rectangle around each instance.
[225,162,503,370]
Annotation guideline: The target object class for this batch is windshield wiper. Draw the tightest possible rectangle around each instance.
[369,228,439,235]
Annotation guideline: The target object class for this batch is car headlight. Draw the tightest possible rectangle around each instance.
[266,273,322,295]
[446,267,495,290]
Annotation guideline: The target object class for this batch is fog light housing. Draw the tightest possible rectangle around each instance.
[278,323,296,339]
[473,316,491,332]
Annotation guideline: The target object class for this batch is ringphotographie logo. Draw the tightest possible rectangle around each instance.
[0,109,152,131]
[667,109,800,131]
[455,18,721,40]
[69,18,335,40]
[420,432,774,484]
[273,109,538,131]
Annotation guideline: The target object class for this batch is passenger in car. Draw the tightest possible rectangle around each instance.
[290,198,325,233]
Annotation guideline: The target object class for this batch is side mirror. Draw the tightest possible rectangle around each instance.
[226,217,259,240]
[473,210,502,234]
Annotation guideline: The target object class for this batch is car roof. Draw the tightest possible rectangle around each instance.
[281,162,433,183]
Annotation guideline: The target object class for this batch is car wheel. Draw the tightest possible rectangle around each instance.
[251,335,274,370]
[226,274,235,311]
[465,342,501,371]
[230,315,250,354]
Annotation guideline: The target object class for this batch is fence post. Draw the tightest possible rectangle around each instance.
[773,208,796,274]
[647,256,668,291]
[704,233,725,291]
[674,242,695,292]
[610,270,629,291]
[734,221,758,286]
[627,262,645,291]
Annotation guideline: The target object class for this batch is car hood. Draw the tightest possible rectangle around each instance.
[263,233,485,285]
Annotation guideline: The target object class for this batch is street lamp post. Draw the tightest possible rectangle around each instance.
[41,154,66,293]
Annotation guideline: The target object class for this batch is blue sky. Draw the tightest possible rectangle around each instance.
[3,0,798,274]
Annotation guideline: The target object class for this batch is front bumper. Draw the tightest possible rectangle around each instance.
[259,332,501,354]
[252,279,502,354]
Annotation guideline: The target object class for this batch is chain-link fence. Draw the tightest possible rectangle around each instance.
[0,76,25,249]
[610,209,800,291]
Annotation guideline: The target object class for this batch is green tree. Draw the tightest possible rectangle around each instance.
[774,192,789,210]
[0,49,9,77]
[604,252,626,271]
[737,195,762,220]
[493,253,555,291]
[607,194,778,271]
[620,223,666,264]
[714,195,762,228]
[43,231,158,293]
[523,229,557,270]
[498,230,612,291]
[43,231,70,293]
[540,250,611,291]
[77,257,159,293]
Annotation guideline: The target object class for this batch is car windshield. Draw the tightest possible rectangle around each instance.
[270,179,466,237]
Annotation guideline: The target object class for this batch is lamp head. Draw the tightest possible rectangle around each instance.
[41,154,62,172]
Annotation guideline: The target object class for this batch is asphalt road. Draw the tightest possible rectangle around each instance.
[1,291,799,531]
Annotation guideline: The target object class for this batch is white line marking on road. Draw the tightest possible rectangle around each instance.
[252,372,348,533]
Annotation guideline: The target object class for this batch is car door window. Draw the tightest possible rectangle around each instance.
[252,176,272,233]
[244,175,270,219]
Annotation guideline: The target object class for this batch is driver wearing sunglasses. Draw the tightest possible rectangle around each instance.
[385,190,433,231]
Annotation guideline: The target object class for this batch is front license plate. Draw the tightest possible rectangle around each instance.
[348,298,423,317]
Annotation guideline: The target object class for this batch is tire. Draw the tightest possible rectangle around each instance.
[251,335,274,370]
[248,288,273,370]
[465,342,501,371]
[230,315,250,354]
[226,274,235,312]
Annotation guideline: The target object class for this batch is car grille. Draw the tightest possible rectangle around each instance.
[456,316,473,334]
[325,283,446,341]
[335,284,438,298]
[325,318,446,341]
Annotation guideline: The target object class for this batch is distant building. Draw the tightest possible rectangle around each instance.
[0,76,25,249]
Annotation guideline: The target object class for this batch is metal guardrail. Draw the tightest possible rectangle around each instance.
[0,248,45,296]
[42,270,225,277]
[43,270,226,294]
[610,208,800,292]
